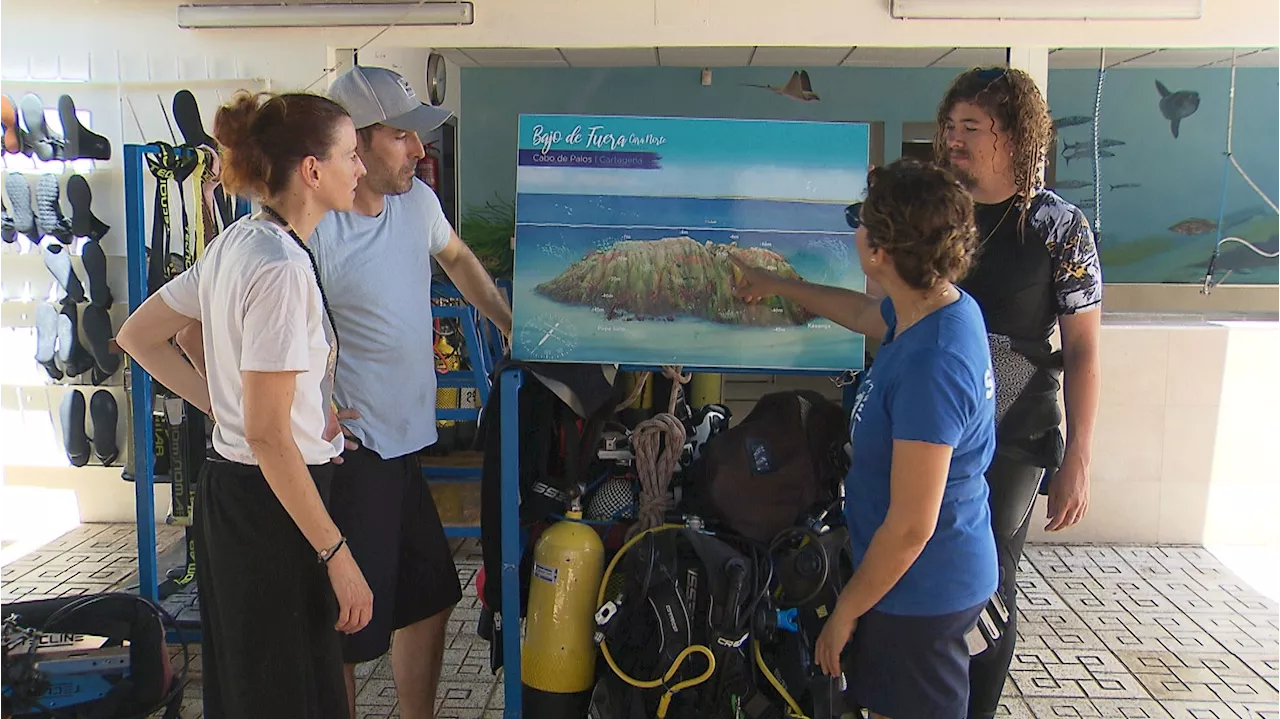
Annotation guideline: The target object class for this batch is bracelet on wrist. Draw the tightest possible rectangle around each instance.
[318,536,347,565]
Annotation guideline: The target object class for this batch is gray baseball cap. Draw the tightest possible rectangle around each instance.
[328,65,452,135]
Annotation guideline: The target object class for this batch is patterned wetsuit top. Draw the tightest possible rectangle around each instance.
[958,190,1102,450]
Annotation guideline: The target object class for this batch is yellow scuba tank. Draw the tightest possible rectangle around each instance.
[522,499,605,718]
[689,373,723,407]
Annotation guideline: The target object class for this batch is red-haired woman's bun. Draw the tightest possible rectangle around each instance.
[211,91,350,200]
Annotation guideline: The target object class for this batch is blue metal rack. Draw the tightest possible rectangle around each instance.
[124,144,156,603]
[493,364,857,719]
[426,281,505,538]
[124,143,181,605]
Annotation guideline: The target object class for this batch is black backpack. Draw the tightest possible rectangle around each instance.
[688,390,849,543]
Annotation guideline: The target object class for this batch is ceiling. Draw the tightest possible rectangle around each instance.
[437,46,1279,69]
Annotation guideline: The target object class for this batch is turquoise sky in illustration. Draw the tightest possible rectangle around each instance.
[516,114,870,202]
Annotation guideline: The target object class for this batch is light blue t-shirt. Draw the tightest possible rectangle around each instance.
[310,179,452,460]
[844,291,998,616]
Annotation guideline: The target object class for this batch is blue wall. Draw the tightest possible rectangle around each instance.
[1047,68,1277,284]
[460,65,1278,284]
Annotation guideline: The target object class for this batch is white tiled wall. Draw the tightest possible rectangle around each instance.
[1027,319,1280,547]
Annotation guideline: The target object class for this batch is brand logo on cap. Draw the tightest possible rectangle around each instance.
[394,75,417,101]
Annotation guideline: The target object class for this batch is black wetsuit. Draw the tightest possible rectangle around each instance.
[959,191,1103,719]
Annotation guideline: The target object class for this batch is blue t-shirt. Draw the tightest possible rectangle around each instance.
[310,179,453,460]
[844,291,998,616]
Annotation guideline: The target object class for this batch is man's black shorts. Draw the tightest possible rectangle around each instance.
[328,443,463,664]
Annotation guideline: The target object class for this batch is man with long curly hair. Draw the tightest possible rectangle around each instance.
[934,67,1103,719]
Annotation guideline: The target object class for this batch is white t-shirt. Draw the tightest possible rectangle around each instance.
[158,217,341,465]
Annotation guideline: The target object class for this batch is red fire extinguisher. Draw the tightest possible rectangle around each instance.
[417,141,441,191]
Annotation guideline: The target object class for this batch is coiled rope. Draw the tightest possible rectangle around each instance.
[627,366,691,537]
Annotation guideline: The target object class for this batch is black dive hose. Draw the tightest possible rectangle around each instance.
[769,526,831,609]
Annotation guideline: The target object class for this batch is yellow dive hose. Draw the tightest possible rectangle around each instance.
[752,640,810,719]
[596,524,716,718]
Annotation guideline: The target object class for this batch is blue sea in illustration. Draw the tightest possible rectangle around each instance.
[513,193,866,371]
[516,193,853,233]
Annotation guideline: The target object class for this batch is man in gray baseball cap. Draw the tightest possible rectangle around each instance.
[329,64,454,138]
[316,65,512,719]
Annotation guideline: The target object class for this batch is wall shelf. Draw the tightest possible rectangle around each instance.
[1,300,129,329]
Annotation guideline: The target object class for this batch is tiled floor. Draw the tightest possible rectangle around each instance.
[2,526,1277,719]
[1,523,186,600]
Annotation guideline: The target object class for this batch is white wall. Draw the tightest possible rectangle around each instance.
[5,0,1278,72]
[2,2,467,525]
[1025,319,1280,547]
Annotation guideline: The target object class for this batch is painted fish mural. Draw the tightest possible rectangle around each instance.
[1053,115,1093,129]
[1155,80,1201,139]
[1062,148,1116,166]
[1063,139,1126,152]
[1168,218,1218,235]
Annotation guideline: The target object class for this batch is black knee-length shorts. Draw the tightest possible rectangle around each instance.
[327,443,462,664]
[193,456,346,719]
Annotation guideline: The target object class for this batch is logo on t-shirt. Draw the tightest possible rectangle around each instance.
[850,378,874,429]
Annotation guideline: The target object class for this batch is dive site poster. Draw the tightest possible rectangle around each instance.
[511,114,869,371]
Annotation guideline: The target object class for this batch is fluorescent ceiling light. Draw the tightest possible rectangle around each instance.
[177,2,474,29]
[890,0,1203,20]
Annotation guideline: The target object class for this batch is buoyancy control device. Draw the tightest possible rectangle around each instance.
[590,516,852,719]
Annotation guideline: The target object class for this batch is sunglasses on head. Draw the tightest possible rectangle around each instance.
[845,202,862,229]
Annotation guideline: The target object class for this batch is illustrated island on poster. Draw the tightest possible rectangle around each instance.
[511,114,871,372]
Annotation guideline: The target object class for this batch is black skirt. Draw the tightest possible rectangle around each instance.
[845,602,986,719]
[193,455,347,719]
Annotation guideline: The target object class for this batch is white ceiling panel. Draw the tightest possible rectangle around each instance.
[1120,48,1236,67]
[1049,48,1152,68]
[461,48,567,66]
[441,45,1277,70]
[1122,48,1278,67]
[748,46,854,67]
[437,49,478,67]
[1214,48,1280,67]
[560,48,658,67]
[657,46,755,67]
[1050,48,1278,68]
[841,47,952,66]
[933,48,1007,68]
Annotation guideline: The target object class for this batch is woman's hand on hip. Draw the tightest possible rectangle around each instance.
[815,605,858,678]
[323,407,362,465]
[327,545,374,634]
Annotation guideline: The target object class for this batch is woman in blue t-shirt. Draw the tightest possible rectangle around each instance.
[733,158,997,719]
